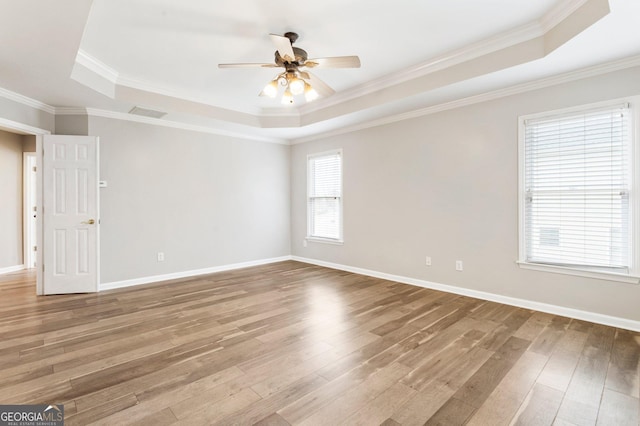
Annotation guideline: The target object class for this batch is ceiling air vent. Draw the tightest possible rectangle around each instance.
[128,106,167,119]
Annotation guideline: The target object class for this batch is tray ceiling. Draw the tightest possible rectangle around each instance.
[1,0,640,141]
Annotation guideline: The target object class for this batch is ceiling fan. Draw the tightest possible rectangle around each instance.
[218,32,361,104]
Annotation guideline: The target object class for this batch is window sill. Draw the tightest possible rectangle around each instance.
[516,261,640,284]
[306,237,344,246]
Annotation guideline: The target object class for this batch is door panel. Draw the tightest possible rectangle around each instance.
[43,135,99,294]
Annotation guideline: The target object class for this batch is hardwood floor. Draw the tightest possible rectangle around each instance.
[0,261,638,425]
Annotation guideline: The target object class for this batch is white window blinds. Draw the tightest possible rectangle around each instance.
[523,104,632,271]
[308,151,342,240]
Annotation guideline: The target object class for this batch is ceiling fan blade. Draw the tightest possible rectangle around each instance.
[269,34,295,62]
[218,63,278,68]
[301,71,335,97]
[303,56,361,68]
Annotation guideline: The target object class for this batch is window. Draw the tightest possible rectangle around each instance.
[307,150,342,242]
[519,102,639,283]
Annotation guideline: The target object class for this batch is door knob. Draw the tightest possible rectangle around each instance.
[81,219,95,225]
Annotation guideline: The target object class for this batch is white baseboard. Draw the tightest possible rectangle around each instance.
[291,256,640,332]
[0,264,25,275]
[99,256,293,291]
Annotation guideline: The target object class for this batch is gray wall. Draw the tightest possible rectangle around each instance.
[89,117,291,283]
[291,66,640,323]
[55,114,89,135]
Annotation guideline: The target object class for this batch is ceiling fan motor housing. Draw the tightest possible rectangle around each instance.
[275,47,308,67]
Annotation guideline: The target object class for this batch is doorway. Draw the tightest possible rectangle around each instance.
[0,118,49,294]
[0,128,36,276]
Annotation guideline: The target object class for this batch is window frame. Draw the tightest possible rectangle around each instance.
[517,98,640,284]
[306,149,344,245]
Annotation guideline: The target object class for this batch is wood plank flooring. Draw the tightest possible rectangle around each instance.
[0,260,638,425]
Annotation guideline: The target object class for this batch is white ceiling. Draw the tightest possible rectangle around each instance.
[1,0,639,142]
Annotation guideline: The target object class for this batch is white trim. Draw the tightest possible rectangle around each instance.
[75,50,119,84]
[291,256,640,332]
[56,107,288,145]
[0,117,51,136]
[0,265,25,275]
[305,237,344,246]
[99,256,292,291]
[633,96,640,282]
[84,108,288,145]
[516,261,640,285]
[23,153,37,269]
[0,87,55,115]
[54,107,88,116]
[292,55,640,144]
[520,98,632,122]
[36,136,43,295]
[57,107,291,145]
[518,113,528,278]
[95,137,101,293]
[540,0,591,31]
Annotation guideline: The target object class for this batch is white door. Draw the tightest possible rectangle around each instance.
[43,135,99,294]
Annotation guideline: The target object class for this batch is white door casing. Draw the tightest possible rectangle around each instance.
[23,153,37,269]
[43,135,99,294]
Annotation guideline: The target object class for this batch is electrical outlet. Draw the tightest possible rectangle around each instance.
[157,252,165,262]
[455,260,463,271]
[425,256,432,266]
[303,240,307,248]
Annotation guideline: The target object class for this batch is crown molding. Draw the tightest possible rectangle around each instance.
[0,86,56,115]
[56,106,289,143]
[540,0,591,31]
[75,49,119,84]
[293,54,640,144]
[0,117,51,135]
[83,107,288,144]
[55,107,89,115]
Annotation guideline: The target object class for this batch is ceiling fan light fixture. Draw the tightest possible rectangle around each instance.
[304,82,319,102]
[289,76,305,95]
[261,80,278,98]
[281,88,294,105]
